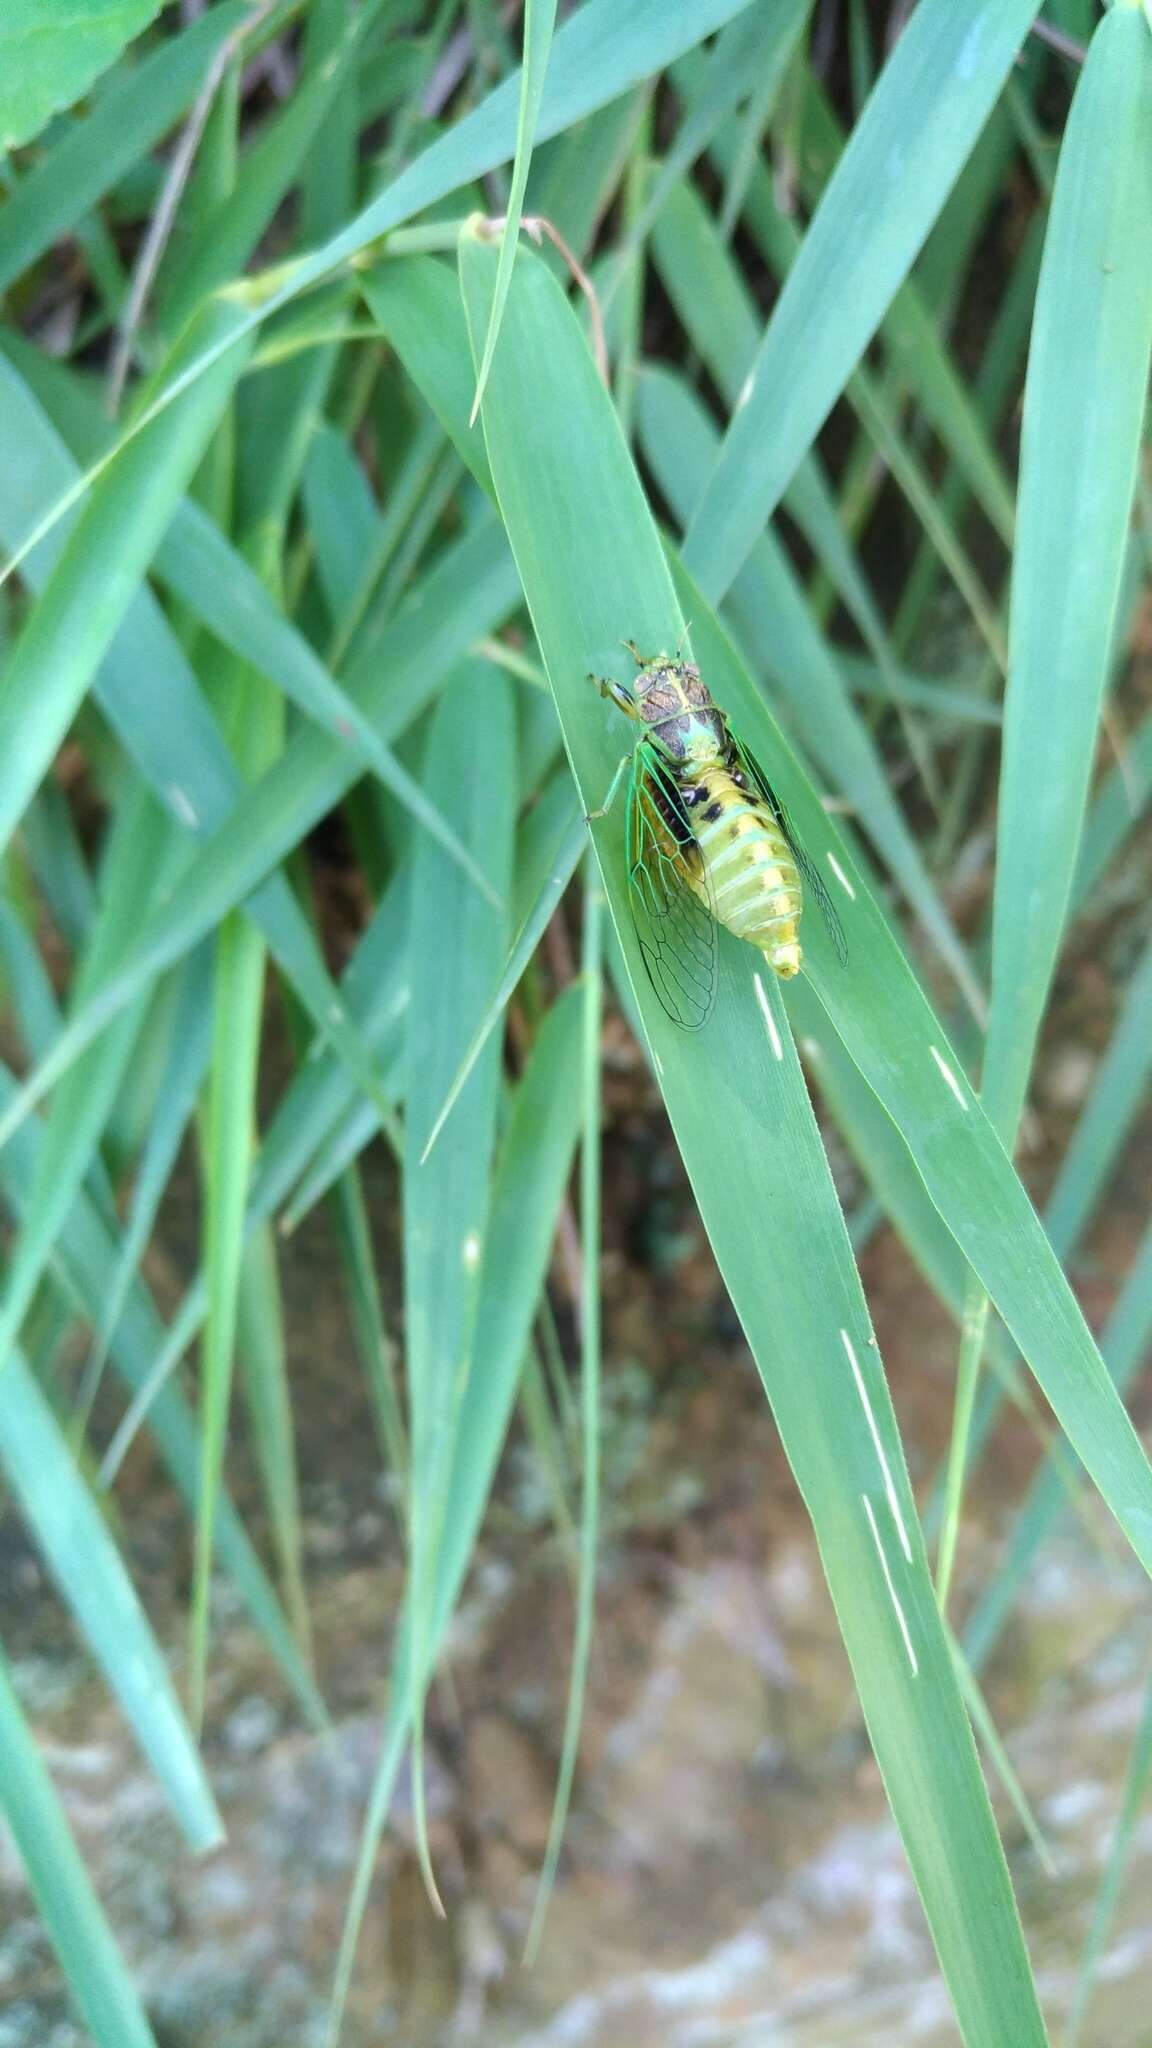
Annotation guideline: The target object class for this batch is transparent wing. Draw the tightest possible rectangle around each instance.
[626,746,718,1031]
[730,735,849,969]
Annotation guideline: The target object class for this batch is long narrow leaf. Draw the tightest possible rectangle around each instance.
[682,0,1037,602]
[457,226,1050,2048]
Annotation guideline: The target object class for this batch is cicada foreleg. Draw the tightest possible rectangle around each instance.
[584,747,635,825]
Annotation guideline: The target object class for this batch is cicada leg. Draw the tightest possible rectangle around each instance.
[585,749,634,824]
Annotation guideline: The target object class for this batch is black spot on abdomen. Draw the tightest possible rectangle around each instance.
[703,801,723,824]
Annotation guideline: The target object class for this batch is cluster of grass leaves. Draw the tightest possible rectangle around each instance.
[1,2,1151,2043]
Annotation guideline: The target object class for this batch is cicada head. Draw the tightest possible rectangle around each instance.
[590,642,724,765]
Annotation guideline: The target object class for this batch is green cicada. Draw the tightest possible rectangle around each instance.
[589,641,847,1030]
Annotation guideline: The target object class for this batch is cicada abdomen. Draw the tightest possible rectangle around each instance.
[680,762,804,980]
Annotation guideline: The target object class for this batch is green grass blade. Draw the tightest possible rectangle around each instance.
[303,420,383,624]
[1072,701,1152,912]
[0,520,520,1154]
[0,782,172,1366]
[949,1630,1055,1876]
[964,1217,1152,1675]
[637,364,985,1019]
[154,499,501,904]
[403,664,515,1894]
[458,226,1050,2048]
[1044,936,1152,1254]
[983,3,1152,1141]
[1,332,476,897]
[190,903,267,1730]
[79,949,215,1412]
[158,1,380,337]
[671,572,1152,1597]
[1066,1668,1152,2043]
[327,983,585,2044]
[796,81,1016,547]
[681,0,1038,601]
[327,1167,408,1486]
[616,0,809,268]
[940,4,1152,1585]
[277,1043,405,1228]
[0,351,411,1158]
[654,133,1002,676]
[299,0,360,245]
[526,860,603,1955]
[0,0,751,585]
[469,0,558,424]
[20,780,95,952]
[0,1349,222,1850]
[0,297,253,856]
[237,1225,312,1657]
[2,0,162,150]
[360,256,497,499]
[0,896,71,1068]
[0,1636,161,2048]
[894,205,1043,658]
[422,799,583,1161]
[786,975,969,1320]
[256,877,409,1217]
[0,1064,326,1728]
[0,1,250,291]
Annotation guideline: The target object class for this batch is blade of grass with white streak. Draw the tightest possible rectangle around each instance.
[682,0,1038,602]
[459,226,1049,2048]
[667,565,1152,1589]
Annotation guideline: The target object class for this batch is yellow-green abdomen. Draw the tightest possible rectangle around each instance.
[690,766,804,978]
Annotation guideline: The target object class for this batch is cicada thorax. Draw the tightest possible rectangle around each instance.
[675,754,804,980]
[632,660,729,767]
